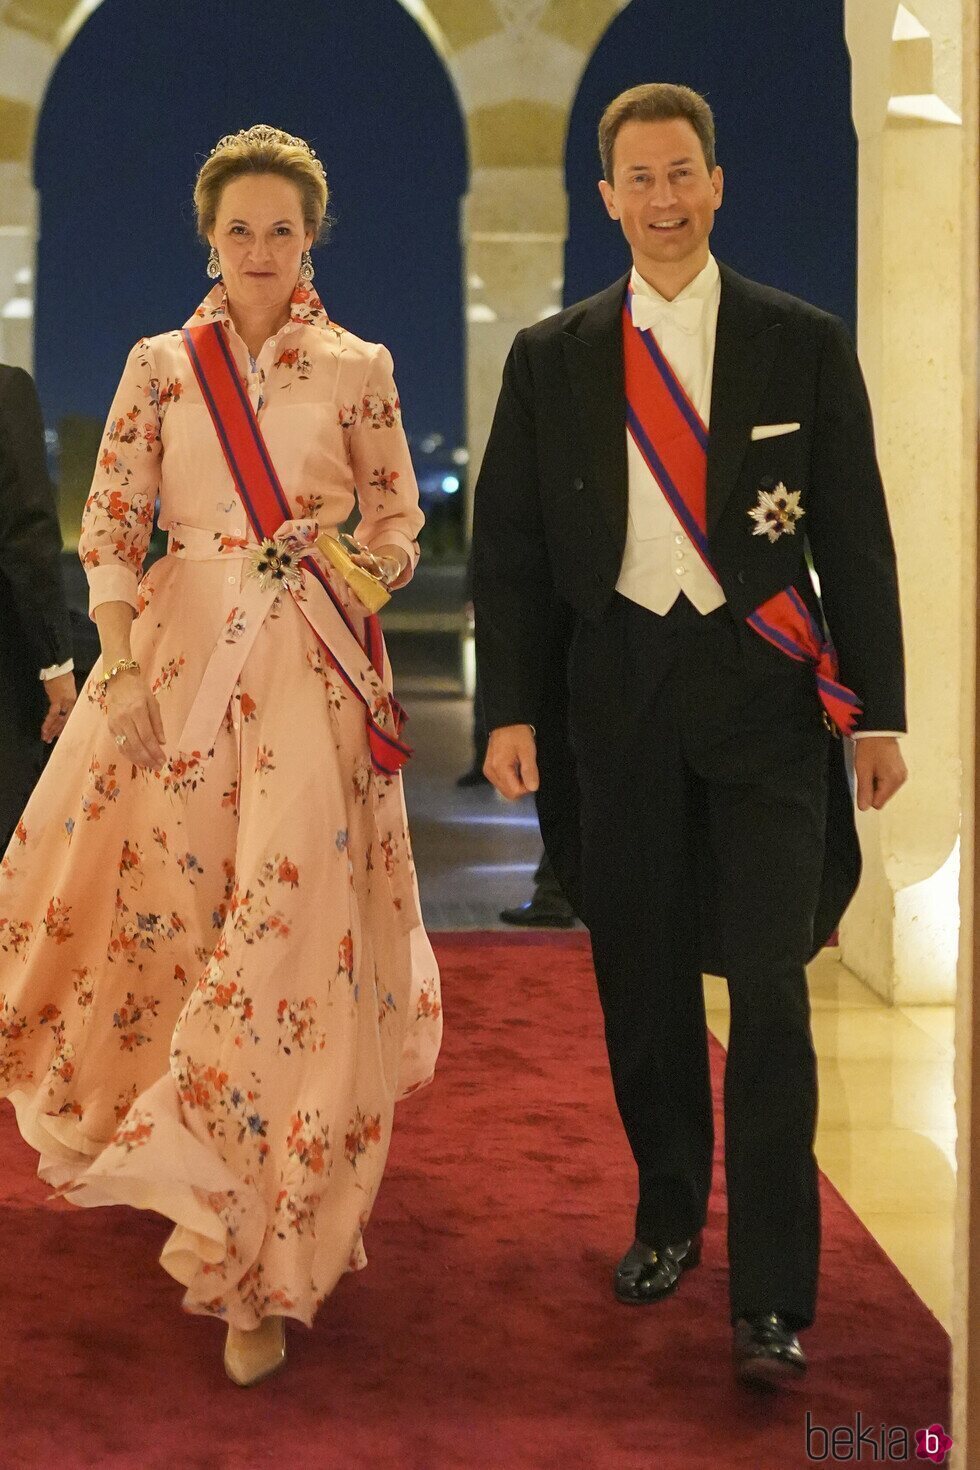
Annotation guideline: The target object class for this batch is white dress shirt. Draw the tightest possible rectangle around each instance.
[616,254,724,616]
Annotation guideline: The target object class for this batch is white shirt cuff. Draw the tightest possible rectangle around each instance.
[852,730,903,739]
[40,659,75,681]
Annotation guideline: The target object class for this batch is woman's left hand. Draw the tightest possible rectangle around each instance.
[348,543,409,588]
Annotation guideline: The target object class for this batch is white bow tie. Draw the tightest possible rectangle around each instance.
[630,291,704,336]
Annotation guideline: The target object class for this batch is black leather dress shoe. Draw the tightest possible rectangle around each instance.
[733,1313,807,1386]
[499,898,575,929]
[613,1231,702,1303]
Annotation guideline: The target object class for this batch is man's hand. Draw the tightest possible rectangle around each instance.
[40,671,77,744]
[854,735,908,812]
[484,724,539,800]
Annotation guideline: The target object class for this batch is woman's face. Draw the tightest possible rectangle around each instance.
[209,172,314,311]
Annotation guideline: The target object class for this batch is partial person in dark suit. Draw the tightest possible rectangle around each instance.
[471,84,907,1385]
[459,549,575,927]
[456,547,490,788]
[0,365,76,849]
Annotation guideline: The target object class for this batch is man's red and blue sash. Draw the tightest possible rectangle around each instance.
[181,321,410,775]
[623,292,861,736]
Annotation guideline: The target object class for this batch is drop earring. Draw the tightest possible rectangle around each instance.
[206,246,221,280]
[299,250,315,283]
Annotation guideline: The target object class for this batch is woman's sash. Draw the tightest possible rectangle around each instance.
[623,294,861,736]
[180,321,410,775]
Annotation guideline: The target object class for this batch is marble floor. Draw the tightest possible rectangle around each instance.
[401,692,956,1333]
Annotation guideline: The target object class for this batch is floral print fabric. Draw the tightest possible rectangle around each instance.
[0,283,442,1329]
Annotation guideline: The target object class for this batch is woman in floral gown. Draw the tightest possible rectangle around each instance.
[0,125,442,1386]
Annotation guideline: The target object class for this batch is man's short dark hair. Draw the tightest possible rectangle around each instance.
[598,83,716,181]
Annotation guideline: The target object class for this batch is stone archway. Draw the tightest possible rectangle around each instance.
[0,0,630,514]
[0,0,462,369]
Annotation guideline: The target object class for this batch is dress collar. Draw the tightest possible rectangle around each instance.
[629,252,720,308]
[183,279,334,333]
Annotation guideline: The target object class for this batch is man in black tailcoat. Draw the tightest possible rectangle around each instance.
[0,364,76,850]
[471,84,907,1385]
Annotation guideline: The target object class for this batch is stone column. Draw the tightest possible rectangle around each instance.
[841,0,968,1005]
[0,161,38,371]
[461,165,566,528]
[427,0,627,524]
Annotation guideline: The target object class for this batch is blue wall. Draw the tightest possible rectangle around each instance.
[34,0,467,446]
[565,0,856,326]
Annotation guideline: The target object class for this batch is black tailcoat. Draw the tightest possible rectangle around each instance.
[0,365,73,843]
[472,264,905,974]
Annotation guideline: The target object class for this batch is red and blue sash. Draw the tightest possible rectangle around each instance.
[623,292,861,736]
[181,321,410,775]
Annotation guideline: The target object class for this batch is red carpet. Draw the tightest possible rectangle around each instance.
[0,933,950,1469]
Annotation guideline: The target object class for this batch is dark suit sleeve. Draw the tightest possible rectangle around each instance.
[0,368,73,671]
[471,329,556,730]
[804,317,906,732]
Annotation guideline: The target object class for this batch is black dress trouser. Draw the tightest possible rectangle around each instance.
[0,665,45,855]
[568,593,831,1331]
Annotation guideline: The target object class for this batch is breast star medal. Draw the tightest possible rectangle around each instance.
[247,536,304,593]
[748,482,805,543]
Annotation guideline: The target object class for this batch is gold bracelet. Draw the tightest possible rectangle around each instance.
[97,657,140,691]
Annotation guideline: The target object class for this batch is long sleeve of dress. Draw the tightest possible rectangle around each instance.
[347,344,423,588]
[78,338,163,616]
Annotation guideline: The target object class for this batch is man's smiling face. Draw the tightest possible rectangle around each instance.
[598,116,723,284]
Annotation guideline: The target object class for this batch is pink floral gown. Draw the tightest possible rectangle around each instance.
[0,282,442,1329]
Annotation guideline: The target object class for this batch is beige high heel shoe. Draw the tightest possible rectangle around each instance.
[223,1316,287,1387]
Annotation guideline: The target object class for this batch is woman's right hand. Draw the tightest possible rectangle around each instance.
[105,670,166,770]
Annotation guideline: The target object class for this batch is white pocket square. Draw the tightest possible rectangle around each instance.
[751,422,801,441]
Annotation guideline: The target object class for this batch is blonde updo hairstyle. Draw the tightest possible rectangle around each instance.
[194,124,330,245]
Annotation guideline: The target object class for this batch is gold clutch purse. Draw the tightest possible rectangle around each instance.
[315,533,391,613]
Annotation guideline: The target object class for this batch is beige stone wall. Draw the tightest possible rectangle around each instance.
[842,0,973,1007]
[948,0,979,1457]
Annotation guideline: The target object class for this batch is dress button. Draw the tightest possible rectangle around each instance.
[675,566,686,577]
[674,548,684,559]
[674,533,684,545]
[228,575,236,584]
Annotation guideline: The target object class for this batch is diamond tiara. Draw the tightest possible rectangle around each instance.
[209,125,325,179]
